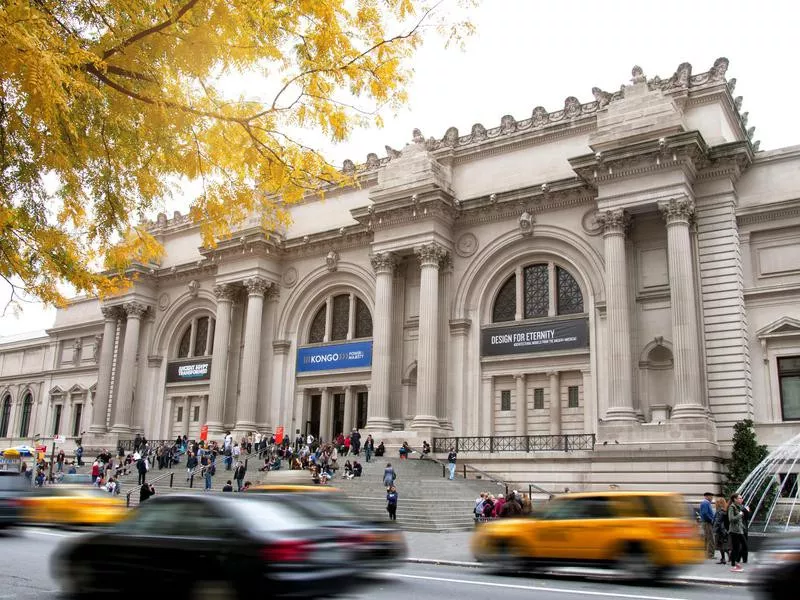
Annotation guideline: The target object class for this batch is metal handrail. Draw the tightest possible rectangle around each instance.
[124,447,188,506]
[432,434,596,454]
[415,446,552,498]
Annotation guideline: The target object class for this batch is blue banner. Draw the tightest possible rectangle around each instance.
[296,341,373,372]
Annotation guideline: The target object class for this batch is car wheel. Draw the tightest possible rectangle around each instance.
[192,580,238,600]
[492,540,526,574]
[63,560,98,598]
[616,544,655,582]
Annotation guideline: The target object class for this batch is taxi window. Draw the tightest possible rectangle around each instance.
[614,495,652,518]
[115,502,184,535]
[541,497,613,520]
[640,495,687,519]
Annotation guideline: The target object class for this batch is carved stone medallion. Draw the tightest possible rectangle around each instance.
[283,267,298,288]
[581,209,604,237]
[455,233,478,258]
[157,293,171,311]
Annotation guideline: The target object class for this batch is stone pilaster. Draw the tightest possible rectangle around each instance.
[367,253,395,432]
[207,284,236,438]
[598,209,637,421]
[413,243,448,430]
[515,374,527,436]
[235,277,269,432]
[89,306,120,433]
[111,302,148,434]
[659,198,706,419]
[549,370,562,435]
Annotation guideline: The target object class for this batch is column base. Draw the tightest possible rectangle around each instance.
[365,417,392,432]
[205,422,226,441]
[602,407,639,422]
[81,431,121,455]
[234,422,258,434]
[87,425,108,435]
[412,414,440,430]
[670,404,710,420]
[110,425,132,436]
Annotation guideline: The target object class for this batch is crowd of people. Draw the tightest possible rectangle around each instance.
[473,490,532,521]
[699,491,751,572]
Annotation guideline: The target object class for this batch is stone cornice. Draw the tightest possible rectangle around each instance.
[281,227,373,259]
[737,198,800,226]
[352,190,457,232]
[570,130,710,187]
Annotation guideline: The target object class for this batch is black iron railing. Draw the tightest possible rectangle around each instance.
[432,434,595,454]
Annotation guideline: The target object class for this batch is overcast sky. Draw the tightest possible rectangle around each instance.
[1,0,796,339]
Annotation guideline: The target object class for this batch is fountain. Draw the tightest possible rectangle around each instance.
[737,431,800,534]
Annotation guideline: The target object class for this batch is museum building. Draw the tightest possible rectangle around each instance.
[1,57,799,492]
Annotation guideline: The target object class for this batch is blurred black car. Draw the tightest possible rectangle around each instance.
[0,472,29,530]
[273,492,407,569]
[51,493,360,598]
[753,533,800,600]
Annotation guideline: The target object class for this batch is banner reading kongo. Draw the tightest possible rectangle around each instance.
[296,341,373,373]
[481,317,589,357]
[166,358,212,383]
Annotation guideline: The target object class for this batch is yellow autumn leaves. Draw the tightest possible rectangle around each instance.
[0,0,475,308]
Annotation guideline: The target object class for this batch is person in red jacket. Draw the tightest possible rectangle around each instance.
[91,460,100,484]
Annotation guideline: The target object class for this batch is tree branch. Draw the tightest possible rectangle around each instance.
[102,0,201,61]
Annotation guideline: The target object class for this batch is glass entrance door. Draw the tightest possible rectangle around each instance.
[308,394,321,438]
[332,393,345,438]
[356,391,368,430]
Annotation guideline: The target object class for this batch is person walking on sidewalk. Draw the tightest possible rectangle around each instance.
[386,486,398,521]
[713,496,730,564]
[382,463,396,488]
[234,460,247,492]
[728,493,748,572]
[447,447,457,480]
[699,492,715,559]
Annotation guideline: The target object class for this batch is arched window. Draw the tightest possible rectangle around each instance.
[176,316,215,358]
[308,305,327,343]
[330,295,350,341]
[491,262,584,322]
[492,276,516,323]
[355,298,373,338]
[0,395,11,438]
[19,393,32,438]
[307,294,373,343]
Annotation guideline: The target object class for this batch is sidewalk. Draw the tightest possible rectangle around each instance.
[403,531,755,587]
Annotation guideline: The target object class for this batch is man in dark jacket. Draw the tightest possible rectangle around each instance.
[233,461,246,491]
[139,482,155,503]
[136,457,147,485]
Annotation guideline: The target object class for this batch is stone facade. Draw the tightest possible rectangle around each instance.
[2,58,800,493]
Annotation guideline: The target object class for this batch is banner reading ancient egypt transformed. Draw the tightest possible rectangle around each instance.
[481,317,589,357]
[166,357,212,383]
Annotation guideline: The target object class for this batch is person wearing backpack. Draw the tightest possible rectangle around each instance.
[386,486,398,521]
[713,497,729,564]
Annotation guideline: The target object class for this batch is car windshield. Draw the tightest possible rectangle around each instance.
[227,497,319,533]
[45,487,110,498]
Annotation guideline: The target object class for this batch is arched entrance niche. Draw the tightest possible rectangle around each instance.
[453,225,605,437]
[277,263,375,442]
[151,291,217,441]
[638,338,675,423]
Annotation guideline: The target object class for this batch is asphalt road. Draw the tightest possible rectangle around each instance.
[3,527,758,600]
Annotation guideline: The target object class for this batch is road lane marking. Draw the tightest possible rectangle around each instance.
[385,572,701,600]
[20,527,76,538]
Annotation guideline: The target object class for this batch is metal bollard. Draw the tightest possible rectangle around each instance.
[126,494,131,508]
[442,464,446,478]
[169,473,174,488]
[245,458,248,470]
[189,474,194,488]
[463,465,467,479]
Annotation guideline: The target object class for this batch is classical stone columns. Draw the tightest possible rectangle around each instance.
[659,198,706,419]
[598,209,637,421]
[235,277,269,432]
[90,306,120,433]
[182,396,191,437]
[366,253,395,432]
[343,386,355,434]
[413,243,448,430]
[111,302,148,434]
[319,388,332,441]
[515,374,527,436]
[549,370,562,435]
[207,284,236,437]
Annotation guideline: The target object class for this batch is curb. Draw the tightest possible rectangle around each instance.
[404,558,751,587]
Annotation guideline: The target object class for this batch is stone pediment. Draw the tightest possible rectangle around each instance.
[757,316,800,339]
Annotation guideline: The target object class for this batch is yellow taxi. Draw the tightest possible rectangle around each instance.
[472,491,704,581]
[20,485,127,527]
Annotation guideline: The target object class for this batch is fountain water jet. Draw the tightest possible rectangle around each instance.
[737,431,800,533]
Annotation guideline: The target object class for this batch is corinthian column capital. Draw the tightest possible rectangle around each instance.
[370,252,396,275]
[658,197,695,225]
[243,276,270,296]
[100,306,122,321]
[122,301,149,319]
[596,209,632,237]
[415,243,448,269]
[213,283,237,302]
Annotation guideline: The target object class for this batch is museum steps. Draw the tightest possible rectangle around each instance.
[126,453,515,532]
